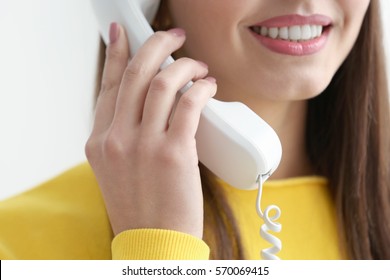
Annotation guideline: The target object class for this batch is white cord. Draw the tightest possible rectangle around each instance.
[256,174,282,260]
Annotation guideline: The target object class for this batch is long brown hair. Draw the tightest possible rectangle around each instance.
[307,0,390,259]
[96,0,390,259]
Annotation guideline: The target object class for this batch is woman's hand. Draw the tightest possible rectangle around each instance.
[85,23,217,239]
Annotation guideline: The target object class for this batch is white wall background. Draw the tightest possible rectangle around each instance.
[0,0,99,199]
[0,0,390,200]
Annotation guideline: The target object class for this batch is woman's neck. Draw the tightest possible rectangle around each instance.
[269,100,313,179]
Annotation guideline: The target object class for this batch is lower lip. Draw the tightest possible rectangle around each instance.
[250,28,330,56]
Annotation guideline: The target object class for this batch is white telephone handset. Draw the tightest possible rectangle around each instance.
[90,0,282,190]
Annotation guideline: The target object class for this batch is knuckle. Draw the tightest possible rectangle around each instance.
[179,94,197,111]
[106,45,123,60]
[124,60,148,81]
[157,144,185,167]
[149,75,171,93]
[85,137,100,162]
[102,132,126,159]
[99,80,117,95]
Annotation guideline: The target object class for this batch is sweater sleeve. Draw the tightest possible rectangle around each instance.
[111,229,210,260]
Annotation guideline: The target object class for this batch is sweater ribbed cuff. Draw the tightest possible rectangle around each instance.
[112,229,210,260]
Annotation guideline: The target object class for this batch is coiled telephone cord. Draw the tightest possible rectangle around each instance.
[256,174,282,260]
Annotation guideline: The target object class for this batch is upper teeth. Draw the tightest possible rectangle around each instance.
[252,25,323,41]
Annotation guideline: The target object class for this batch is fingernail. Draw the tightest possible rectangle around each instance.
[167,28,186,36]
[205,77,217,84]
[109,22,120,44]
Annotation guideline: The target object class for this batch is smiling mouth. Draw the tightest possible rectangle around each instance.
[250,24,331,42]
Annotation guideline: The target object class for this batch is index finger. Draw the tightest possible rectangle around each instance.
[92,23,130,136]
[111,28,186,129]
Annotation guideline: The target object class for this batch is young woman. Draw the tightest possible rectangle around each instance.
[0,0,389,260]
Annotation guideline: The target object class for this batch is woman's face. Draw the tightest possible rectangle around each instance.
[166,0,370,104]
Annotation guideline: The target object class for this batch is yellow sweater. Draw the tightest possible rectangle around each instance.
[0,163,344,260]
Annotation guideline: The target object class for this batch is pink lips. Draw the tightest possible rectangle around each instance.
[249,14,332,56]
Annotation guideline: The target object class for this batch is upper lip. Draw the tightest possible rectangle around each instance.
[251,14,333,28]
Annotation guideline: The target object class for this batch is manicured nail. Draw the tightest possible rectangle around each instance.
[167,28,186,36]
[205,77,217,84]
[109,22,120,44]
